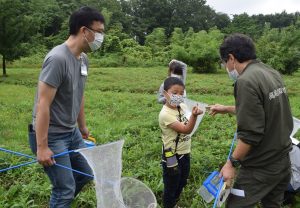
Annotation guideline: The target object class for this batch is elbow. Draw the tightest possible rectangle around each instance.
[180,128,193,134]
[158,98,166,104]
[186,129,193,134]
[36,100,50,116]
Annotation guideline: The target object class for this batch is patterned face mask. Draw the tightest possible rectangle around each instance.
[168,93,184,107]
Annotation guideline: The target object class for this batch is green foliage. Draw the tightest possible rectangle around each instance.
[122,0,218,43]
[252,11,300,29]
[120,38,139,49]
[121,45,154,67]
[0,0,66,75]
[224,13,262,39]
[257,23,300,74]
[1,0,300,75]
[1,67,300,207]
[214,12,231,30]
[170,28,185,46]
[171,28,224,73]
[102,35,123,53]
[107,23,129,40]
[0,0,33,74]
[145,28,168,54]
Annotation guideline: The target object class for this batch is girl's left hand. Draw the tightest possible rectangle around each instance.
[192,106,203,117]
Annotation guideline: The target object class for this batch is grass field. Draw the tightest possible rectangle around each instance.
[0,66,300,207]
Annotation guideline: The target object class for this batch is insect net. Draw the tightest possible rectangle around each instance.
[78,140,158,208]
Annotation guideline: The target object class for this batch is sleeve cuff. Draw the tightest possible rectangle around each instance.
[238,132,263,146]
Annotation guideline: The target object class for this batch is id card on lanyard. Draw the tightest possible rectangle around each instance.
[80,57,88,76]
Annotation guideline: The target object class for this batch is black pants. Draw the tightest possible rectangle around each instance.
[226,155,291,208]
[162,154,190,208]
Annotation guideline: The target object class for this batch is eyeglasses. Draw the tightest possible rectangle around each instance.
[85,27,105,36]
[220,58,227,69]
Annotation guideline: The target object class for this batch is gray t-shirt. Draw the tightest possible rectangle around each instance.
[32,43,89,133]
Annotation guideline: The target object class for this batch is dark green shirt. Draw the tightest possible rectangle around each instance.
[234,60,293,168]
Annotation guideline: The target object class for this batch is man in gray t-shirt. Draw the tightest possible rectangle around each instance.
[32,43,89,133]
[28,7,105,208]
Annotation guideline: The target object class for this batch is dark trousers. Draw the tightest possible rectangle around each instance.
[162,154,190,208]
[226,155,291,208]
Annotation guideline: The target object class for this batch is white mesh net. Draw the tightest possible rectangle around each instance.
[291,117,300,138]
[78,140,158,208]
[291,117,300,145]
[120,177,157,208]
[79,140,124,208]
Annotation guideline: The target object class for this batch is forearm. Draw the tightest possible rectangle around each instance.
[77,97,86,129]
[36,104,50,149]
[226,105,236,114]
[231,138,252,160]
[181,115,197,134]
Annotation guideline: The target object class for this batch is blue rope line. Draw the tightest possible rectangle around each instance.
[0,147,35,159]
[52,150,75,158]
[55,163,94,178]
[212,132,237,208]
[0,147,94,178]
[0,160,37,173]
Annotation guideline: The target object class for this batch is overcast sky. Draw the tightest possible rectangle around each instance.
[205,0,300,16]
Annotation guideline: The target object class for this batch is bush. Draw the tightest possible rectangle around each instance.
[90,54,122,67]
[145,28,168,55]
[170,28,223,73]
[256,23,300,75]
[102,35,123,53]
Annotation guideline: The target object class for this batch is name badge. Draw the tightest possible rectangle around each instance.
[81,62,88,76]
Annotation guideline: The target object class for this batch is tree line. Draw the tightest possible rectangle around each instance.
[0,0,299,76]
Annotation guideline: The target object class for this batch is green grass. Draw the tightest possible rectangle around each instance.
[0,67,300,207]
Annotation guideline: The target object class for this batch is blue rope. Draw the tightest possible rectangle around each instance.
[0,147,35,159]
[0,160,37,173]
[212,132,237,208]
[55,163,94,178]
[0,147,94,178]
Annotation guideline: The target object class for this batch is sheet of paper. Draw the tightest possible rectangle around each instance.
[182,98,208,137]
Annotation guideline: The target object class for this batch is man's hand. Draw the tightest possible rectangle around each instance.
[220,160,236,187]
[192,105,203,117]
[80,126,89,139]
[37,147,55,167]
[208,104,228,116]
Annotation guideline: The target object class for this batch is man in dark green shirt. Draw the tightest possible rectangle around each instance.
[209,33,293,207]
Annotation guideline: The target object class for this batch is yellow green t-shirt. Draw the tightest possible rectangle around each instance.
[159,104,191,155]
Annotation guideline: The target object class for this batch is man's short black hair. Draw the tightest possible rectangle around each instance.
[69,6,105,35]
[220,33,257,63]
[164,77,185,91]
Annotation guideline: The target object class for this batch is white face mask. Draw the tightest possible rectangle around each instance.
[226,67,239,81]
[85,28,104,52]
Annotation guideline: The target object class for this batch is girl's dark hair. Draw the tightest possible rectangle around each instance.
[69,6,105,35]
[220,33,256,63]
[164,77,185,91]
[169,61,183,75]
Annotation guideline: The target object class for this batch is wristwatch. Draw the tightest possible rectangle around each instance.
[229,155,241,168]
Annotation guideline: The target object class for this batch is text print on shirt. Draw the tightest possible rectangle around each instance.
[269,87,286,100]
